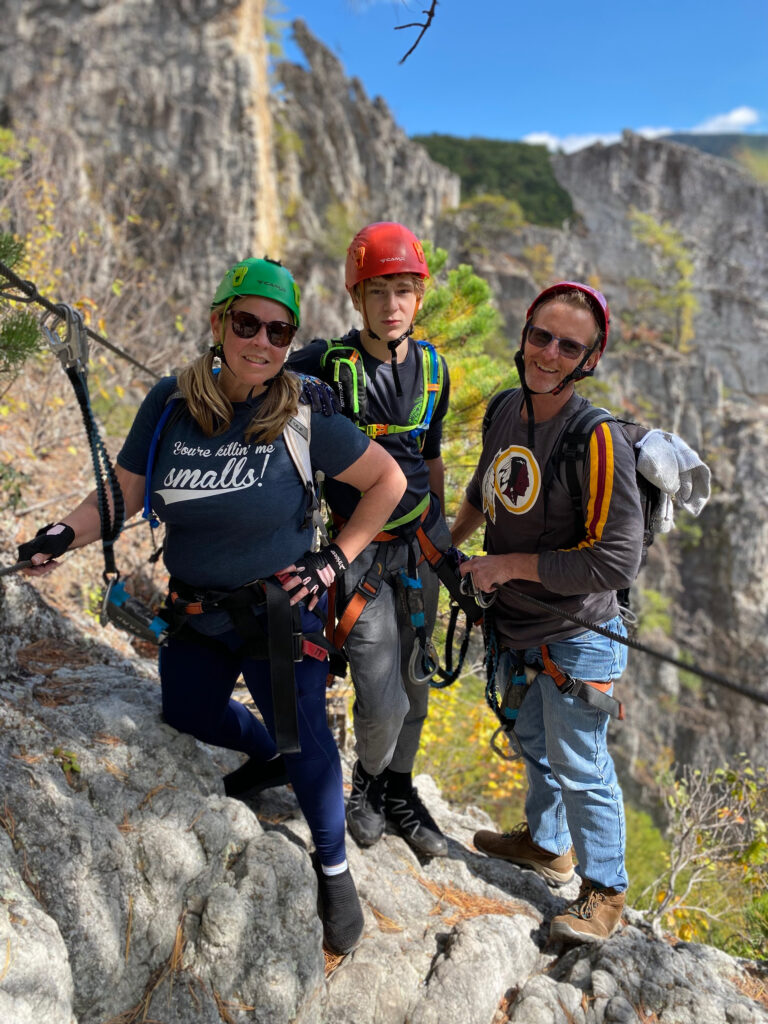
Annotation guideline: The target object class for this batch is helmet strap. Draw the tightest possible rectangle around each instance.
[386,327,413,397]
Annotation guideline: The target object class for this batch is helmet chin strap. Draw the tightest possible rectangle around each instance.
[360,292,415,397]
[514,344,597,450]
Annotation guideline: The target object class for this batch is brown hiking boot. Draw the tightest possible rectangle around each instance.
[549,879,626,944]
[473,822,574,885]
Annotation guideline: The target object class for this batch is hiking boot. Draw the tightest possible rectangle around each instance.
[311,852,364,955]
[549,879,626,944]
[223,755,289,797]
[385,787,448,857]
[346,761,386,847]
[473,822,574,885]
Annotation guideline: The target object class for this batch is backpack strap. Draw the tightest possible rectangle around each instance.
[551,406,616,534]
[481,388,516,442]
[143,389,184,527]
[321,338,444,447]
[283,403,329,545]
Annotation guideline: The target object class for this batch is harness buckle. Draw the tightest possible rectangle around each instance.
[366,423,387,438]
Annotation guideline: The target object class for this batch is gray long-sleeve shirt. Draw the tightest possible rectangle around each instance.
[466,389,644,649]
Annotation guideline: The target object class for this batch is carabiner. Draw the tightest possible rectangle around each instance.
[459,571,497,609]
[408,637,440,686]
[40,304,89,373]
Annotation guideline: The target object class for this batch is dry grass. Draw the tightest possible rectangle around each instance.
[735,969,768,1010]
[104,913,188,1024]
[16,638,96,677]
[368,904,403,933]
[408,865,537,928]
[323,949,344,976]
[137,784,176,810]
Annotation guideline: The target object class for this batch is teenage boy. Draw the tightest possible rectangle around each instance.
[288,222,452,857]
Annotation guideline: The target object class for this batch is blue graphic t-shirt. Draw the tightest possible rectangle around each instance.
[117,377,369,591]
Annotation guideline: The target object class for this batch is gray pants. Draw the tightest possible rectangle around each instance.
[340,516,451,776]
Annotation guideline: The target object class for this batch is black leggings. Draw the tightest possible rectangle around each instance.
[159,609,346,865]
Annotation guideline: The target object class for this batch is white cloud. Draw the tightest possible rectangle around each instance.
[522,108,762,154]
[522,131,621,153]
[692,106,760,133]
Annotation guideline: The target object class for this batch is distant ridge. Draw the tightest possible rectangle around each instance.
[664,132,768,161]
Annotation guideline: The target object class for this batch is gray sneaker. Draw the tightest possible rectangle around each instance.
[346,760,386,847]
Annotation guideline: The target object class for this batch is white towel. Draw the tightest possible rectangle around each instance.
[635,429,711,526]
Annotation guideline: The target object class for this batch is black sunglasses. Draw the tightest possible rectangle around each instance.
[526,325,591,361]
[229,310,297,348]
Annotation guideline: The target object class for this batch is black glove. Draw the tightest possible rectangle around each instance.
[18,522,75,563]
[299,375,341,416]
[282,543,349,601]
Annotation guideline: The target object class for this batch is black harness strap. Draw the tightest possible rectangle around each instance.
[265,581,302,755]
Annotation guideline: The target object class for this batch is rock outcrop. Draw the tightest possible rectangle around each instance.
[1,550,766,1024]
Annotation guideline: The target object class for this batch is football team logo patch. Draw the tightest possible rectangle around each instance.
[481,446,541,522]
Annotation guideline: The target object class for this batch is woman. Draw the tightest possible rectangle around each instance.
[18,256,406,956]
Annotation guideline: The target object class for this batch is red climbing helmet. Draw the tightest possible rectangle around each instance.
[345,222,430,293]
[525,281,610,354]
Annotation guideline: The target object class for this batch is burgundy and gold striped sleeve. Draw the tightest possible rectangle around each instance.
[539,420,644,597]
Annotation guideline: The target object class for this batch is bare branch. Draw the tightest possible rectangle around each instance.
[396,1,438,64]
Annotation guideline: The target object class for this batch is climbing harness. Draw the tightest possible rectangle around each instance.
[165,574,343,753]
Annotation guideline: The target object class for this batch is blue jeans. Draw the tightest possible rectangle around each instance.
[510,615,628,891]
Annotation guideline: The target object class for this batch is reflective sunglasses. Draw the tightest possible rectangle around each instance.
[229,310,297,348]
[525,324,592,360]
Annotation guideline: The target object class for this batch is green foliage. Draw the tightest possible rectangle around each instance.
[321,201,363,260]
[415,241,514,518]
[416,669,528,830]
[0,126,25,180]
[733,146,768,184]
[624,207,698,352]
[625,804,670,902]
[53,747,81,775]
[456,193,525,259]
[0,462,28,512]
[637,756,768,945]
[0,232,43,379]
[636,587,672,635]
[413,134,574,227]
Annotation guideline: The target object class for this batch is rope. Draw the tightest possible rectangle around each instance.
[0,260,161,381]
[503,586,768,708]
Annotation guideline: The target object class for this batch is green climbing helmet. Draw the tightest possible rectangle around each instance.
[210,257,301,326]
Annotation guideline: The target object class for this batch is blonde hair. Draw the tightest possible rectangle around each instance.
[533,288,604,350]
[177,350,301,444]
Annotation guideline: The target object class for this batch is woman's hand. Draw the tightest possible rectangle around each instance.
[277,543,349,610]
[17,523,75,576]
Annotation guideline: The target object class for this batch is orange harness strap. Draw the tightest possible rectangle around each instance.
[540,645,624,720]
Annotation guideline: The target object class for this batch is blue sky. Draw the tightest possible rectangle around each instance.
[275,0,767,152]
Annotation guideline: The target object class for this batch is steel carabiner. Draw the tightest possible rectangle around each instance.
[40,303,89,373]
[408,637,440,685]
[459,571,497,609]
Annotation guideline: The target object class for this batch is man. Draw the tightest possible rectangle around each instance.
[287,222,452,857]
[451,282,643,943]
